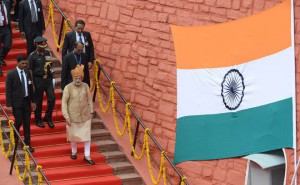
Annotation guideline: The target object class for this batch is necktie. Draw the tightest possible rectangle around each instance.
[0,2,7,26]
[79,34,83,42]
[30,0,38,23]
[21,70,26,97]
[76,54,81,65]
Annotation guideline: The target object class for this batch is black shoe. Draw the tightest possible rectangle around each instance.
[84,157,95,165]
[71,154,77,160]
[46,120,54,128]
[28,146,34,153]
[0,60,6,66]
[36,121,45,128]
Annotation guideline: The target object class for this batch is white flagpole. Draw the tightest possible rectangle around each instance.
[291,0,297,184]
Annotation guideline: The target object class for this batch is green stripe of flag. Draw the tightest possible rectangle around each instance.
[174,98,293,164]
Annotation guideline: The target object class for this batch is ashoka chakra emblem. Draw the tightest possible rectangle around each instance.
[221,69,245,110]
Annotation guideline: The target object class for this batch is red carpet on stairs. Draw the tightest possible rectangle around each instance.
[0,23,122,185]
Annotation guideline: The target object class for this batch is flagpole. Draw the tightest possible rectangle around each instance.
[291,0,297,184]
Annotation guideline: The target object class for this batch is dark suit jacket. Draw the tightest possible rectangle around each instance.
[18,0,45,34]
[3,0,11,27]
[61,52,90,90]
[62,31,95,63]
[6,69,35,108]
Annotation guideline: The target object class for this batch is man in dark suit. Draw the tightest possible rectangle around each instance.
[62,20,94,73]
[0,0,12,76]
[6,55,36,153]
[61,41,90,90]
[18,0,45,55]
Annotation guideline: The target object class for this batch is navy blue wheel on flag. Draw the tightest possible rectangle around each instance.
[221,69,245,110]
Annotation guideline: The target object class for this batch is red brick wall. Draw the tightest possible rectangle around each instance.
[44,0,300,184]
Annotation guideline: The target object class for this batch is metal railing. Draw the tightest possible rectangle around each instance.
[93,64,189,185]
[46,0,76,51]
[0,104,50,185]
[47,0,189,184]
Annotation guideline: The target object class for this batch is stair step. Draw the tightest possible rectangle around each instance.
[0,91,62,103]
[0,83,4,92]
[12,29,21,38]
[91,128,111,140]
[43,164,114,181]
[102,151,127,163]
[26,121,66,135]
[94,140,119,152]
[2,121,66,136]
[1,59,21,71]
[2,99,63,114]
[110,161,135,175]
[52,66,61,74]
[32,142,99,158]
[31,132,67,147]
[36,153,106,169]
[2,117,102,136]
[6,49,27,60]
[54,77,61,87]
[6,109,64,123]
[11,38,26,49]
[30,129,111,147]
[117,173,144,185]
[50,175,122,185]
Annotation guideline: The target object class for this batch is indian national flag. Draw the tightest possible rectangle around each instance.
[172,0,295,164]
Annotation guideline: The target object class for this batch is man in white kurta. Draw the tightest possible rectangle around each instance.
[62,65,95,165]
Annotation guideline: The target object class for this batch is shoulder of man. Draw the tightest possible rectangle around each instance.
[84,82,89,88]
[7,69,17,77]
[4,0,11,8]
[19,0,25,6]
[28,51,37,60]
[83,31,91,37]
[65,83,73,90]
[45,49,52,55]
[65,51,74,58]
[24,68,31,74]
[66,31,75,37]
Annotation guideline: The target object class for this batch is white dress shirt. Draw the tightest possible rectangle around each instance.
[76,32,86,53]
[0,1,8,26]
[17,67,28,97]
[27,0,38,21]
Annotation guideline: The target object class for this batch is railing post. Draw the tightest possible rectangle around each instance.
[93,67,101,102]
[131,120,140,156]
[9,137,18,175]
[57,16,65,51]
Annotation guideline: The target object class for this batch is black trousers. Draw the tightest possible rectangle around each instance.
[33,77,56,122]
[13,97,31,146]
[0,26,12,61]
[25,23,42,55]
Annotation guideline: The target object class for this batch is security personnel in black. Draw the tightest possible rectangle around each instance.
[28,36,55,128]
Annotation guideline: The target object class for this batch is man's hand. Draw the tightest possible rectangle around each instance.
[88,62,92,69]
[31,103,36,111]
[66,118,71,126]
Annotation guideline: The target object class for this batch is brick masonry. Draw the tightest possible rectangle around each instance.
[44,0,300,184]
